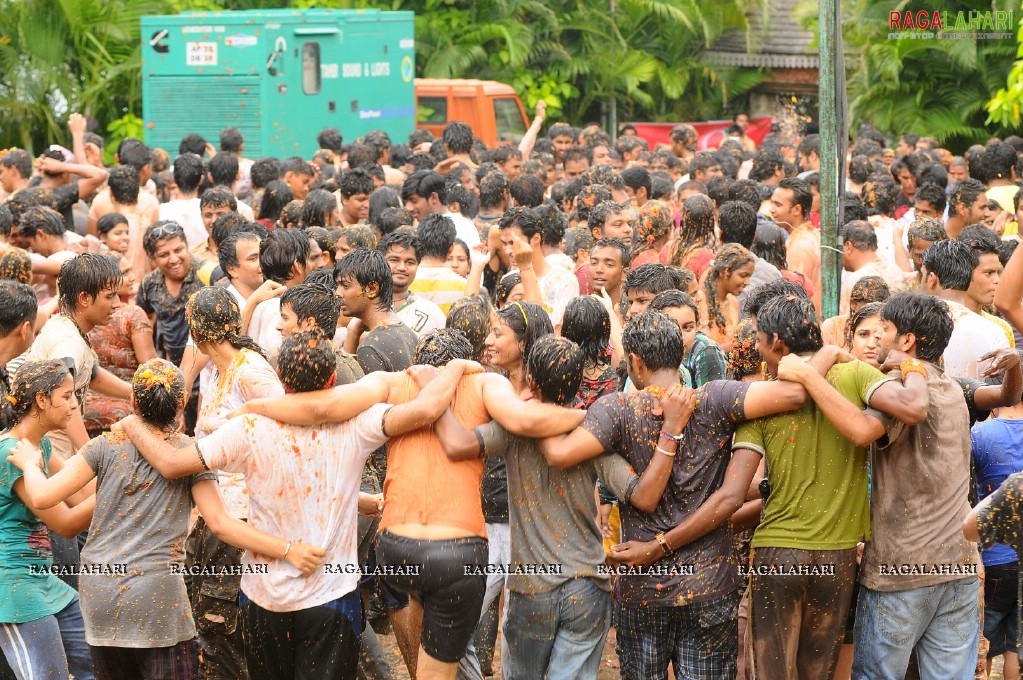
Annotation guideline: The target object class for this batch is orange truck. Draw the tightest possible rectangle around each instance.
[415,78,529,147]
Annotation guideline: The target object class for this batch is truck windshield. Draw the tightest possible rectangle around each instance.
[494,98,526,142]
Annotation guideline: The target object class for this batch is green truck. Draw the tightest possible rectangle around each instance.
[141,9,416,158]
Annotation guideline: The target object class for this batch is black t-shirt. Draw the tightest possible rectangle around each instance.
[481,456,509,524]
[356,321,418,374]
[18,182,79,231]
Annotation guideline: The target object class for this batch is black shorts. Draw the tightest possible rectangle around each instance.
[984,562,1020,658]
[376,531,488,663]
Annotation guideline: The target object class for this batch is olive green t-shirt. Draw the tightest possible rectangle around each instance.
[733,359,892,551]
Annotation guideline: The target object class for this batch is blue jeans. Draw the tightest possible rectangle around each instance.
[852,578,980,680]
[0,593,94,680]
[503,579,611,680]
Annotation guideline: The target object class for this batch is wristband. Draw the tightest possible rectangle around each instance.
[655,532,672,556]
[659,430,683,445]
[283,542,292,560]
[655,445,676,458]
[900,358,927,382]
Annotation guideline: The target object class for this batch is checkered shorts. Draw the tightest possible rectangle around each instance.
[615,591,740,679]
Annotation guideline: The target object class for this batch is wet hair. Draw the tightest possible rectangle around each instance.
[526,336,585,406]
[259,228,311,283]
[278,199,304,229]
[999,239,1019,268]
[378,230,421,262]
[278,329,337,393]
[218,231,261,280]
[318,128,344,154]
[635,201,673,255]
[670,194,716,266]
[0,281,37,336]
[650,289,700,324]
[108,165,140,205]
[97,212,129,237]
[416,213,457,260]
[210,213,250,249]
[259,179,296,222]
[907,217,947,244]
[173,153,204,194]
[914,182,947,216]
[533,204,567,248]
[880,292,953,362]
[621,166,652,198]
[845,301,885,349]
[18,206,66,240]
[849,276,890,306]
[0,204,11,236]
[340,225,377,251]
[750,221,788,270]
[689,151,722,178]
[186,287,267,358]
[718,200,758,249]
[592,238,631,269]
[368,187,401,227]
[916,163,947,191]
[741,277,809,318]
[219,127,244,153]
[250,158,281,189]
[704,244,754,330]
[414,328,473,367]
[586,200,628,235]
[842,220,878,251]
[750,147,786,182]
[922,239,977,291]
[200,186,237,212]
[848,155,874,185]
[347,144,378,169]
[179,134,206,156]
[622,311,684,371]
[495,272,523,308]
[339,168,375,199]
[443,121,474,155]
[777,177,813,218]
[402,170,446,204]
[948,178,987,214]
[376,207,413,236]
[509,175,544,208]
[561,297,611,367]
[727,317,761,379]
[624,263,681,296]
[499,206,542,241]
[494,301,554,364]
[58,252,122,313]
[446,293,493,363]
[131,359,186,428]
[756,294,822,354]
[334,248,393,310]
[8,360,72,421]
[301,189,337,227]
[0,246,32,284]
[282,156,314,178]
[957,224,1002,256]
[0,149,32,179]
[480,170,510,210]
[208,152,239,187]
[281,283,341,334]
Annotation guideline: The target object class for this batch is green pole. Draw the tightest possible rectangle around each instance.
[818,0,846,320]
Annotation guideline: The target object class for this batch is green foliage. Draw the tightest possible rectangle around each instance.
[104,114,146,165]
[987,14,1023,126]
[797,0,1019,150]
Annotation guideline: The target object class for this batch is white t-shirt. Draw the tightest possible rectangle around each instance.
[942,299,1011,379]
[195,349,284,520]
[198,404,390,611]
[158,198,206,251]
[395,294,446,338]
[445,211,481,249]
[248,298,284,368]
[537,266,580,328]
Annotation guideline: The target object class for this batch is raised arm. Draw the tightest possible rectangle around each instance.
[776,354,885,447]
[235,372,393,426]
[480,373,585,437]
[35,156,107,200]
[191,479,324,576]
[973,349,1023,412]
[510,234,543,306]
[6,441,96,509]
[119,416,206,479]
[741,379,808,420]
[996,240,1023,333]
[517,100,546,160]
[626,386,696,512]
[610,448,762,567]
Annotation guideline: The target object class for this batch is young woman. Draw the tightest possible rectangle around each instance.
[6,359,323,680]
[845,302,885,368]
[255,180,294,229]
[494,272,525,309]
[669,194,717,278]
[701,243,755,353]
[561,296,619,408]
[631,201,673,269]
[484,301,554,398]
[96,213,130,257]
[752,223,817,302]
[0,360,95,680]
[446,238,471,278]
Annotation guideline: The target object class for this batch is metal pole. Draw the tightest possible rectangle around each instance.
[818,0,846,320]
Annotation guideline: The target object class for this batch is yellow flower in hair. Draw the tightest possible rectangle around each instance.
[5,394,15,406]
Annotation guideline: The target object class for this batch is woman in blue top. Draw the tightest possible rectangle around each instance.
[0,360,95,680]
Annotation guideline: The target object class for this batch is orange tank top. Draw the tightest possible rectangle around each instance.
[380,373,490,537]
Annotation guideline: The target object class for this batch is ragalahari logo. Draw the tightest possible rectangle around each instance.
[888,9,1015,39]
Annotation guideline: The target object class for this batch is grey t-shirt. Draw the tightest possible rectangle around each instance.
[79,431,216,647]
[477,421,638,594]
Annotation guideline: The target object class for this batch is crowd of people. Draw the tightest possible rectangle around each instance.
[3,105,1023,680]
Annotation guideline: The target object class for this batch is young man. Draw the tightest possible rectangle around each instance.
[336,248,419,375]
[137,221,221,366]
[233,332,586,680]
[840,220,906,315]
[406,213,467,315]
[158,153,208,250]
[574,200,636,294]
[945,178,988,240]
[401,170,480,248]
[957,225,1015,346]
[770,177,822,314]
[922,239,1010,378]
[377,231,446,337]
[854,292,985,678]
[11,150,108,231]
[217,231,265,304]
[86,165,158,244]
[243,228,314,368]
[735,294,930,679]
[442,121,478,170]
[498,207,580,330]
[432,334,695,679]
[0,149,32,199]
[118,330,478,680]
[194,187,239,263]
[649,289,727,387]
[338,168,374,227]
[913,182,947,221]
[589,238,630,310]
[907,217,947,279]
[622,263,691,321]
[17,206,80,296]
[535,311,808,679]
[281,157,314,200]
